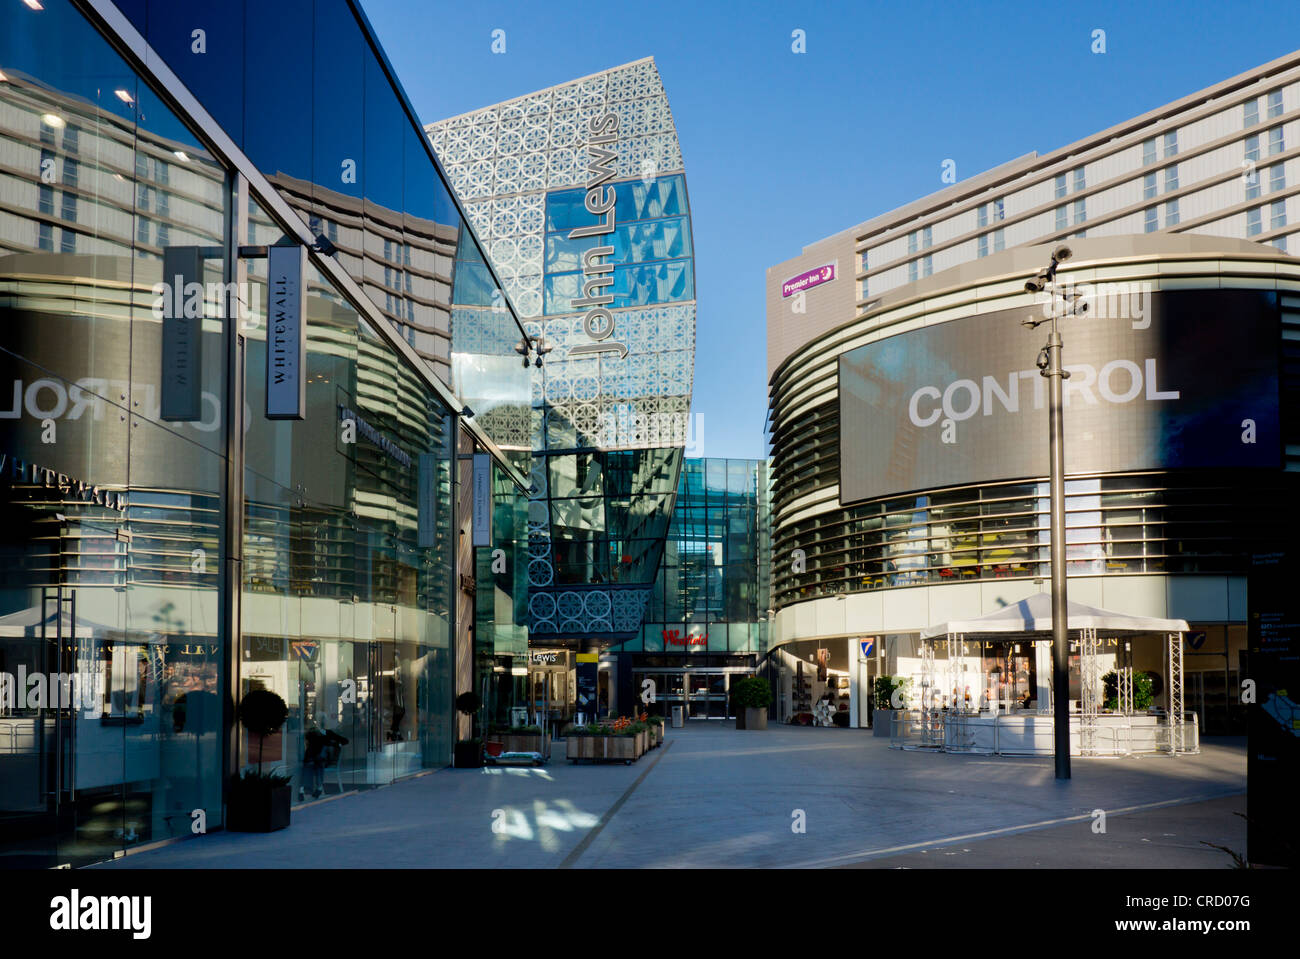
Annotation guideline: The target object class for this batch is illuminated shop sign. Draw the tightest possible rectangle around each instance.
[838,289,1281,505]
[781,262,836,298]
[663,629,706,647]
[567,110,628,360]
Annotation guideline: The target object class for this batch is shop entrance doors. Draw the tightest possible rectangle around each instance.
[633,668,750,720]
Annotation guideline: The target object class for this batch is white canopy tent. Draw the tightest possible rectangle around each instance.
[922,592,1189,638]
[898,592,1194,757]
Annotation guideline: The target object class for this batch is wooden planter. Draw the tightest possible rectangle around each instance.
[497,732,550,755]
[743,707,768,730]
[567,735,639,764]
[634,730,646,757]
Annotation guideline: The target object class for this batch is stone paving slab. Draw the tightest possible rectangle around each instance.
[92,724,1245,869]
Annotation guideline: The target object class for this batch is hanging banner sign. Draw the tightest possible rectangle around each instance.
[265,244,307,420]
[472,452,491,547]
[160,246,204,421]
[418,453,439,548]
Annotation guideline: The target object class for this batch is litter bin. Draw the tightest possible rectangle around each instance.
[671,705,685,728]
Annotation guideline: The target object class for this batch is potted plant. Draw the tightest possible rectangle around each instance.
[1101,670,1154,713]
[228,688,291,832]
[563,718,643,764]
[454,691,484,768]
[488,723,550,756]
[873,676,911,738]
[732,677,772,730]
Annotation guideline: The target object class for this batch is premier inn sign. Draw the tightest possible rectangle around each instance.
[567,110,628,360]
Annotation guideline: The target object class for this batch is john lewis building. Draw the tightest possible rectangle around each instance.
[428,60,697,653]
[0,0,530,866]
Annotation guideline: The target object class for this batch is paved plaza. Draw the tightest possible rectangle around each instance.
[95,723,1247,870]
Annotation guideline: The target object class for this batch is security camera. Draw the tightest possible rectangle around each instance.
[1052,244,1073,263]
[1025,269,1051,293]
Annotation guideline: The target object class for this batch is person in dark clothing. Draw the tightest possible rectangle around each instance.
[301,715,349,800]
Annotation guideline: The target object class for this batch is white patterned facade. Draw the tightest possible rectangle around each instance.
[429,59,696,641]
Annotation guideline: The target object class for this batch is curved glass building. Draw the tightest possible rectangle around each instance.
[429,58,696,645]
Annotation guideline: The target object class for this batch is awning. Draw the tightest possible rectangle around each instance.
[920,591,1189,639]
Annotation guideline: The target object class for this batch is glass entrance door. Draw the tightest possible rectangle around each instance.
[687,672,727,718]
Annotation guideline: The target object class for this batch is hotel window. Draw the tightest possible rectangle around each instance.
[992,228,1005,252]
[1245,134,1260,162]
[1165,198,1179,227]
[977,204,988,229]
[1267,125,1285,156]
[1055,205,1067,230]
[993,198,1005,221]
[1246,207,1262,236]
[1275,236,1288,253]
[1073,198,1086,225]
[922,225,932,248]
[1267,89,1283,119]
[1163,131,1178,158]
[1073,166,1086,192]
[1142,138,1156,166]
[59,227,76,255]
[60,191,77,223]
[1055,173,1067,199]
[977,234,988,258]
[1272,200,1287,230]
[37,221,53,251]
[1164,164,1179,193]
[860,277,868,299]
[1143,172,1157,200]
[1247,171,1261,201]
[908,259,918,283]
[908,231,918,255]
[1270,163,1286,193]
[1144,207,1158,233]
[861,250,869,271]
[922,254,933,277]
[1244,98,1260,127]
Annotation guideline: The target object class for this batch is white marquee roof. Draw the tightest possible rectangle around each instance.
[920,591,1189,639]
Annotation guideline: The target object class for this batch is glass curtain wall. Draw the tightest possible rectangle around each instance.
[0,0,229,865]
[242,199,454,800]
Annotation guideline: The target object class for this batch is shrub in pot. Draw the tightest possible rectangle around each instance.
[732,677,772,730]
[229,688,291,832]
[1101,670,1154,712]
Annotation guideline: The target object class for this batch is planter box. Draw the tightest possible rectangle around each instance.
[743,707,768,730]
[228,784,291,833]
[735,708,746,729]
[497,732,550,755]
[567,735,639,764]
[635,730,646,757]
[874,709,896,737]
[453,741,483,768]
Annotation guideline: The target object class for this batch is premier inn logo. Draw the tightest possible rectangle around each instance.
[566,110,628,360]
[50,890,151,939]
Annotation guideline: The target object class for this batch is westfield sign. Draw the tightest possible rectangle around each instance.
[663,629,706,647]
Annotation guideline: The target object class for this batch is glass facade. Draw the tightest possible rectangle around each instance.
[429,60,696,645]
[0,0,528,865]
[632,459,770,655]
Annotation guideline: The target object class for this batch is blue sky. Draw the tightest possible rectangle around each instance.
[363,0,1300,460]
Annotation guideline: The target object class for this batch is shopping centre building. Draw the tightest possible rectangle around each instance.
[767,51,1300,736]
[427,61,700,720]
[0,0,532,865]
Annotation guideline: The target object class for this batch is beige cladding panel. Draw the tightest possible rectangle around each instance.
[766,230,857,381]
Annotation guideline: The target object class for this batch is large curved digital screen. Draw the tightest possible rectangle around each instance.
[839,289,1281,505]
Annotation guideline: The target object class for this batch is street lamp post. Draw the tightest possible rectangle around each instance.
[1023,245,1087,781]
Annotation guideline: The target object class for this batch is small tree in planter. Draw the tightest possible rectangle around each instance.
[229,688,291,832]
[1101,670,1154,713]
[454,691,484,768]
[732,677,772,730]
